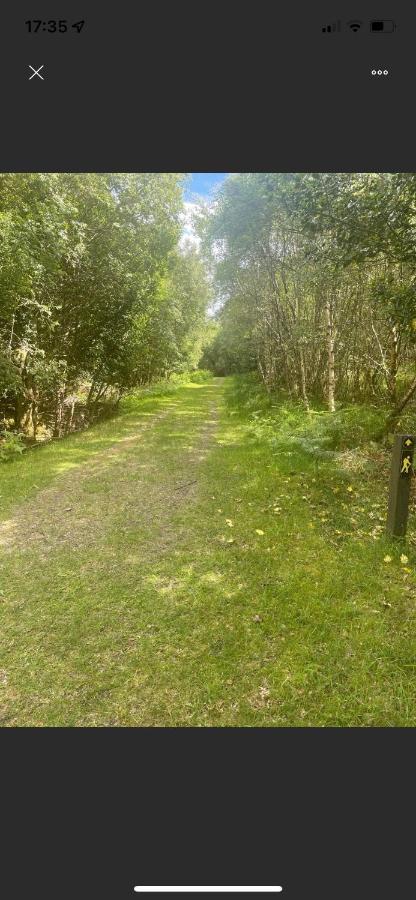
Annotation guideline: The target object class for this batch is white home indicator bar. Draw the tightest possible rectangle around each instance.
[134,889,283,894]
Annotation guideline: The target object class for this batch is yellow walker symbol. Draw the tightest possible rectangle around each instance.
[401,455,412,474]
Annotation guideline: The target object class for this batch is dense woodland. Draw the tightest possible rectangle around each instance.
[3,172,416,458]
[0,173,209,447]
[200,173,416,430]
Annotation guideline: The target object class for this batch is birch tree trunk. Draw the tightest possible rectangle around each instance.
[325,297,336,412]
[298,347,310,411]
[387,323,399,405]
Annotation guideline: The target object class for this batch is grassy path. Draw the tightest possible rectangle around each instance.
[1,377,415,726]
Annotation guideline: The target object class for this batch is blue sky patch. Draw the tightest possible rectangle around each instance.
[185,173,229,200]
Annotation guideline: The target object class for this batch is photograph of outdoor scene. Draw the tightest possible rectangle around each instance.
[1,172,415,727]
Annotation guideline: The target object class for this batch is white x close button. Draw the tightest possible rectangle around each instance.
[29,65,45,81]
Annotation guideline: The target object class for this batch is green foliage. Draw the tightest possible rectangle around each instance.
[0,174,211,440]
[120,248,211,386]
[200,172,416,418]
[229,375,386,456]
[188,369,213,383]
[0,353,20,398]
[200,308,255,376]
[0,430,25,462]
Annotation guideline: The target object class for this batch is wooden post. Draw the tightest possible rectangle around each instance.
[386,434,414,538]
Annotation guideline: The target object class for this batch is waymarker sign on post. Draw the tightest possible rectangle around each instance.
[386,434,415,538]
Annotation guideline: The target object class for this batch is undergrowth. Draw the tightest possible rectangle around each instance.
[227,374,389,458]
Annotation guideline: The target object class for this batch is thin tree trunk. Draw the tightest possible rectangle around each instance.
[53,388,65,438]
[324,298,336,412]
[387,323,399,405]
[8,315,15,353]
[32,400,38,440]
[94,383,108,405]
[86,380,96,407]
[387,374,416,428]
[298,348,310,411]
[68,401,76,431]
[257,356,268,390]
[14,397,23,429]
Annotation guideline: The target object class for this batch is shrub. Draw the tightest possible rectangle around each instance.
[188,369,213,383]
[0,431,25,462]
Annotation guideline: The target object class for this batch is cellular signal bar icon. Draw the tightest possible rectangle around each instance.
[322,20,341,33]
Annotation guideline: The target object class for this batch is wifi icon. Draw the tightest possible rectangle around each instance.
[348,20,363,32]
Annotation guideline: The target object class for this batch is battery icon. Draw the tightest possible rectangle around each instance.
[370,20,396,33]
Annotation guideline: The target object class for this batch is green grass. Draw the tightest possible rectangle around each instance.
[0,381,184,519]
[1,375,415,726]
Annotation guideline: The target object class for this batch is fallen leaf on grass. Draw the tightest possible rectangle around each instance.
[255,529,264,535]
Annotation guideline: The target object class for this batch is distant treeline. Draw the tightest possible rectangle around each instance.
[0,173,210,441]
[200,173,416,425]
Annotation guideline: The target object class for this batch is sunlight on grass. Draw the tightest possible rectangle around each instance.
[1,377,415,726]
